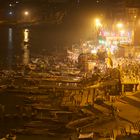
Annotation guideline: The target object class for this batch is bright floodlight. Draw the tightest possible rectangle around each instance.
[120,30,125,34]
[9,3,12,7]
[91,49,97,54]
[9,11,13,15]
[95,18,102,28]
[117,23,123,28]
[24,11,29,16]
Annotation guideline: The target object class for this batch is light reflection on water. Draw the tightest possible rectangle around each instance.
[0,26,66,68]
[24,29,29,43]
[22,28,30,65]
[8,28,13,68]
[8,28,13,43]
[0,27,31,68]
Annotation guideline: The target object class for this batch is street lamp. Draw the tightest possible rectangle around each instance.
[24,11,29,16]
[116,23,123,29]
[93,18,102,46]
[95,18,102,28]
[116,22,125,36]
[23,10,31,22]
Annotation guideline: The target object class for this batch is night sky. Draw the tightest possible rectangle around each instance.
[0,0,126,7]
[0,0,140,9]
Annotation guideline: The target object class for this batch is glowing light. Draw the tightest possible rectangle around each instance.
[24,11,29,16]
[23,29,30,65]
[8,28,12,43]
[91,49,97,54]
[9,3,12,7]
[8,28,13,68]
[113,41,118,45]
[24,29,29,42]
[120,30,125,36]
[104,31,110,36]
[101,40,105,44]
[88,44,92,48]
[96,0,99,3]
[23,45,30,65]
[83,43,87,47]
[9,11,13,15]
[95,18,102,28]
[116,23,123,28]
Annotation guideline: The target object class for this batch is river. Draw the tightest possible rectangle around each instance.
[0,25,73,69]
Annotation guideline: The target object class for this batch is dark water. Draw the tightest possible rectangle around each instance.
[0,25,73,69]
[0,26,27,68]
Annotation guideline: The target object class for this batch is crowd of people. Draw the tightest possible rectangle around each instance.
[115,58,140,83]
